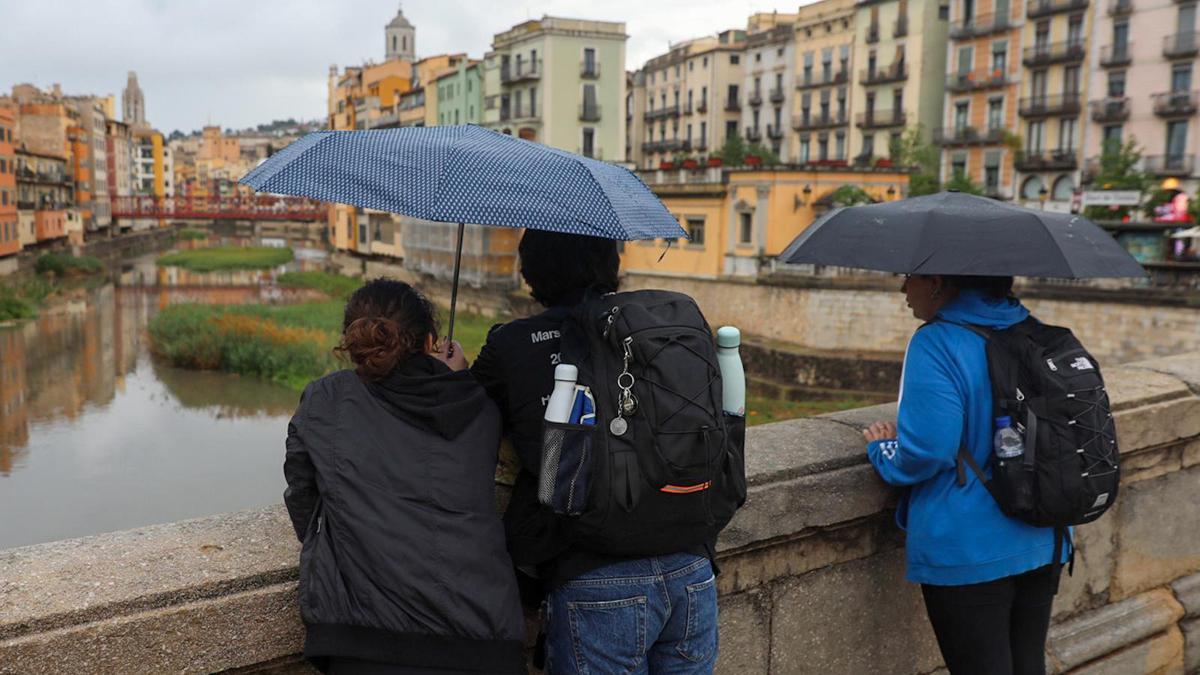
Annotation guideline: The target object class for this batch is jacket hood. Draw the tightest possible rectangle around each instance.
[936,288,1030,329]
[366,353,489,440]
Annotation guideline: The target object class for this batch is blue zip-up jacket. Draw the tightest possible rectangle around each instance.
[867,289,1068,586]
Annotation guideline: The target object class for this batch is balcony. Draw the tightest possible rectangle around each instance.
[1090,97,1131,122]
[660,139,683,152]
[696,139,708,152]
[500,59,542,83]
[510,104,540,122]
[1082,156,1102,182]
[1022,40,1086,67]
[1014,150,1079,171]
[745,126,763,142]
[933,126,1007,146]
[579,103,602,122]
[949,12,1011,39]
[642,141,662,153]
[792,112,849,130]
[749,91,764,107]
[644,105,681,121]
[856,110,907,129]
[1144,154,1195,176]
[725,99,741,112]
[1109,0,1133,14]
[770,88,785,104]
[797,71,850,91]
[683,102,693,115]
[1019,94,1082,117]
[766,124,785,140]
[861,63,908,86]
[867,24,880,43]
[1027,0,1089,18]
[1152,90,1200,116]
[894,17,909,37]
[580,61,601,79]
[1163,32,1200,59]
[681,139,693,152]
[946,70,1011,92]
[697,100,709,113]
[1100,44,1133,67]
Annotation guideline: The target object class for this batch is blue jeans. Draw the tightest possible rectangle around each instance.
[544,553,718,674]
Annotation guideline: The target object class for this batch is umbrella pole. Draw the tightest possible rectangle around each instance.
[447,222,465,352]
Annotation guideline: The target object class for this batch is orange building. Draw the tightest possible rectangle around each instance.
[0,107,18,257]
[15,149,73,244]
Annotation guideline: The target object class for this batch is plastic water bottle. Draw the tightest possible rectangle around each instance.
[544,364,579,424]
[716,326,745,417]
[993,416,1025,460]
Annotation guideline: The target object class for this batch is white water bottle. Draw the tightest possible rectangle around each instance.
[716,326,745,417]
[544,364,579,423]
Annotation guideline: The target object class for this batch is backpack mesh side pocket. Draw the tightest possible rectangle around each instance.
[538,422,597,516]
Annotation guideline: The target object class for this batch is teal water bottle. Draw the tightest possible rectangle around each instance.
[717,326,745,417]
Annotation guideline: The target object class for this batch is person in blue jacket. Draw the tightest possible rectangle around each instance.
[863,273,1068,675]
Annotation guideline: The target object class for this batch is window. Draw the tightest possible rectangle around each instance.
[1021,175,1043,200]
[985,152,1001,192]
[689,61,694,71]
[818,135,829,160]
[1103,125,1123,144]
[777,47,784,57]
[584,48,596,75]
[728,84,739,105]
[862,133,875,157]
[582,128,595,158]
[952,153,967,177]
[703,56,708,67]
[358,223,367,244]
[1053,175,1075,201]
[1027,120,1044,152]
[1113,21,1129,51]
[1109,71,1126,98]
[726,120,738,139]
[800,136,811,163]
[955,101,970,130]
[738,212,753,244]
[1059,118,1076,151]
[991,41,1007,74]
[957,45,974,75]
[755,52,762,62]
[987,98,1004,130]
[836,132,846,159]
[455,110,460,124]
[1172,63,1192,92]
[701,86,708,105]
[687,217,705,245]
[1067,15,1084,45]
[731,54,740,65]
[700,121,707,144]
[1167,120,1188,159]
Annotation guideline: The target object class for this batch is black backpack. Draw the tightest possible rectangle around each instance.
[948,317,1121,572]
[537,289,747,557]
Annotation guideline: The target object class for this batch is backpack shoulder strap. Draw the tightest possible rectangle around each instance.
[955,444,1003,504]
[929,317,993,341]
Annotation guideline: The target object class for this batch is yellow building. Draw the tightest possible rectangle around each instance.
[624,166,910,279]
[792,0,858,164]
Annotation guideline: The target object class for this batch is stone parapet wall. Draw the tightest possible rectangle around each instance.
[2,353,1200,674]
[623,272,1200,366]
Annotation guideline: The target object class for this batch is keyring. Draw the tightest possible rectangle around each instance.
[617,372,635,390]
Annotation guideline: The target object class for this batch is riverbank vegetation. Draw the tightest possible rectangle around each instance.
[156,246,294,272]
[276,271,361,299]
[1,254,106,322]
[179,228,208,241]
[34,252,104,277]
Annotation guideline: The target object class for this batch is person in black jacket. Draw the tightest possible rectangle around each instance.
[284,278,525,675]
[473,232,719,673]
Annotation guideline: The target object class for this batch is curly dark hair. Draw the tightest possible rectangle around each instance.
[335,278,439,380]
[518,229,620,308]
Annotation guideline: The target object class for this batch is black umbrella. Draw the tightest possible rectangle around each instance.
[778,191,1146,278]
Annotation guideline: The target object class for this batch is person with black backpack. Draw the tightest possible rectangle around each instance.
[863,274,1118,675]
[473,230,745,674]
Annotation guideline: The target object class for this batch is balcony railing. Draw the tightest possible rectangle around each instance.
[1100,43,1133,67]
[579,103,602,122]
[867,24,880,43]
[1152,90,1200,116]
[500,59,542,83]
[725,99,741,112]
[1144,154,1195,176]
[933,126,1007,146]
[797,70,850,90]
[894,16,909,37]
[644,105,681,121]
[660,139,683,152]
[697,100,709,113]
[770,88,785,103]
[681,139,693,152]
[861,63,908,86]
[642,141,662,153]
[580,61,601,79]
[696,140,708,152]
[1027,0,1089,18]
[949,12,1011,39]
[510,104,540,121]
[792,112,849,130]
[1019,94,1082,117]
[749,91,763,107]
[1163,32,1200,59]
[856,110,908,129]
[1022,40,1086,66]
[766,124,784,139]
[1109,0,1133,14]
[946,70,1011,92]
[745,126,763,141]
[1090,97,1131,122]
[1014,149,1079,171]
[683,102,693,115]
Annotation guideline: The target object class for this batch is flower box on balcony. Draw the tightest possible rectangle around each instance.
[707,157,723,167]
[681,159,700,169]
[746,155,763,166]
[660,161,676,170]
[875,158,894,168]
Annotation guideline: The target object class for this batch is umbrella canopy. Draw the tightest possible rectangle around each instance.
[778,191,1146,278]
[240,125,686,241]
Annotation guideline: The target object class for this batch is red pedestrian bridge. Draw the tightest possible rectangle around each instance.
[111,196,327,222]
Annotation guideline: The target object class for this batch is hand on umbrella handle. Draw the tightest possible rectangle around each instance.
[433,338,468,371]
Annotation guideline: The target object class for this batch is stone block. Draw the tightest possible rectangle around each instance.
[1061,627,1185,675]
[768,549,943,675]
[1104,366,1193,412]
[1132,353,1200,394]
[1183,439,1200,469]
[1048,588,1185,671]
[743,417,874,486]
[1054,510,1117,621]
[1172,573,1200,619]
[0,583,304,675]
[1183,617,1200,674]
[1112,466,1200,600]
[1114,397,1200,461]
[1121,445,1184,484]
[715,589,771,675]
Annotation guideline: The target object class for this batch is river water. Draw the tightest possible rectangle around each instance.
[0,247,328,550]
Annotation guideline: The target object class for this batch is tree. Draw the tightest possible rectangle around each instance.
[889,126,942,196]
[712,134,747,166]
[1082,138,1151,222]
[829,185,874,206]
[944,170,984,195]
[745,142,781,166]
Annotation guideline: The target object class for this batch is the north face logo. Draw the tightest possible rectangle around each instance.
[1070,357,1094,371]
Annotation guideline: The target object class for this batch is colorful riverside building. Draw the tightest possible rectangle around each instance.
[939,0,1025,198]
[851,0,950,164]
[792,0,858,165]
[629,29,747,170]
[434,61,483,127]
[744,12,801,160]
[1085,0,1200,195]
[0,106,18,262]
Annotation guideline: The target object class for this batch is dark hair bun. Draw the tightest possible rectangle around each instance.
[335,278,439,380]
[340,317,412,380]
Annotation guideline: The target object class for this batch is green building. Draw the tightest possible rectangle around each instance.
[435,61,483,126]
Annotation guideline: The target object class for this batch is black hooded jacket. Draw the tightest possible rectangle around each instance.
[284,356,525,673]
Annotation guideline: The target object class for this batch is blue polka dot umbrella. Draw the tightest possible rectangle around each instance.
[240,125,686,342]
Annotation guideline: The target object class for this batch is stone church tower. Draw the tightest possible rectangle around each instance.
[385,5,415,61]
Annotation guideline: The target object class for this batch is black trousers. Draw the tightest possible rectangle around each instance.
[921,565,1061,675]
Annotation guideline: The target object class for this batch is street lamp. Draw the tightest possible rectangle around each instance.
[886,186,897,200]
[1038,186,1048,211]
[794,184,813,210]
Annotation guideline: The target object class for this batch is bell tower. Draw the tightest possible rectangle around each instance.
[385,5,415,61]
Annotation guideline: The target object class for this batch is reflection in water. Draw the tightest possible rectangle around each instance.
[0,247,324,550]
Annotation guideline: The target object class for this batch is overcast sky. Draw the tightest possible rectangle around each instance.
[1,0,800,135]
